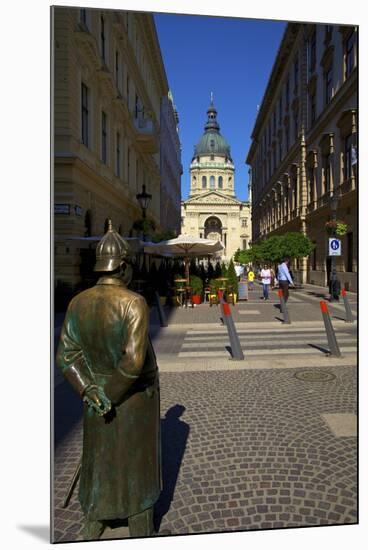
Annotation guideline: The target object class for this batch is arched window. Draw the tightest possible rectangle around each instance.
[202,176,207,188]
[218,176,223,189]
[210,176,215,189]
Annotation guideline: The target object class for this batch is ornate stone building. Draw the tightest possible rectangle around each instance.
[246,23,357,290]
[181,100,251,262]
[53,7,181,287]
[160,90,182,235]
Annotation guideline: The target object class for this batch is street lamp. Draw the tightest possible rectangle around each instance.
[136,184,152,220]
[329,192,340,301]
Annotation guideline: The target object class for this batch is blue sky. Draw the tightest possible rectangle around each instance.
[154,13,287,201]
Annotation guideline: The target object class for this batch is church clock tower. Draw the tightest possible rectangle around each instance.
[181,96,252,261]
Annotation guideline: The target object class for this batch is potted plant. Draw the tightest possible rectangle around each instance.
[325,220,348,237]
[190,275,203,305]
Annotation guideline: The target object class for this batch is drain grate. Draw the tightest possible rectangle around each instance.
[294,370,336,382]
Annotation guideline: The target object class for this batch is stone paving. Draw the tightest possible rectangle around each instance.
[52,364,357,542]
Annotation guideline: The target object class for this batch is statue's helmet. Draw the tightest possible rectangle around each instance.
[94,220,132,272]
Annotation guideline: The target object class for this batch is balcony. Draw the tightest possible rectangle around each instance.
[132,115,159,154]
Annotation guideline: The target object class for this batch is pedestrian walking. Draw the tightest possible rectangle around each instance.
[277,257,294,302]
[260,264,272,300]
[247,268,255,290]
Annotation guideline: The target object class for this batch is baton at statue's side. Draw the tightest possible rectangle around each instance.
[56,220,163,540]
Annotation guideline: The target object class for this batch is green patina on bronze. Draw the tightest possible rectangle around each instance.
[56,221,161,538]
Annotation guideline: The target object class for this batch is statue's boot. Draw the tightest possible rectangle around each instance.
[82,519,105,541]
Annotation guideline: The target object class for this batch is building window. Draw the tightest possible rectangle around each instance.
[325,25,333,43]
[116,132,121,177]
[309,30,316,74]
[81,83,89,147]
[210,176,215,189]
[278,95,282,124]
[293,109,299,142]
[294,57,299,94]
[241,218,248,228]
[218,176,223,189]
[285,76,290,109]
[115,51,120,86]
[210,155,214,160]
[308,166,314,203]
[322,153,331,194]
[101,112,107,164]
[80,9,87,27]
[202,176,207,189]
[273,147,277,171]
[345,30,356,79]
[242,239,247,250]
[309,91,316,127]
[100,15,106,62]
[285,125,290,152]
[268,121,271,146]
[324,65,333,105]
[344,133,353,179]
[312,246,317,271]
[278,136,283,162]
[273,111,276,135]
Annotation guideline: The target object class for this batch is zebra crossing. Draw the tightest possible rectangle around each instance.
[178,325,357,359]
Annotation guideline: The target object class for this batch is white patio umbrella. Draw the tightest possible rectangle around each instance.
[144,234,224,282]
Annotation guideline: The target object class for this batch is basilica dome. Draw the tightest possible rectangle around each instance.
[193,100,232,161]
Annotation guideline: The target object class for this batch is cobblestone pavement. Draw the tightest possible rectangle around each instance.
[53,365,357,542]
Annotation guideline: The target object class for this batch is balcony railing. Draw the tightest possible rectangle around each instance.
[132,115,159,154]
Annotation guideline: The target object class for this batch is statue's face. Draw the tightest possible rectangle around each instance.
[119,261,133,286]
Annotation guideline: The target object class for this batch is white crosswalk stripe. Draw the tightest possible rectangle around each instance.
[179,327,357,359]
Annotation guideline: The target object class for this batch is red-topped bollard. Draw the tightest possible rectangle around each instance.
[320,300,341,357]
[341,288,354,323]
[278,289,291,324]
[220,299,244,361]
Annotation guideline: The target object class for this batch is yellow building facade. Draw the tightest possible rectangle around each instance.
[53,7,173,287]
[247,23,357,291]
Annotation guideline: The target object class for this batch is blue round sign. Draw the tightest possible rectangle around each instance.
[331,239,340,251]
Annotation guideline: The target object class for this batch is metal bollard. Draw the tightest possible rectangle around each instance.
[154,291,168,327]
[220,301,244,360]
[218,291,243,360]
[278,289,291,324]
[320,300,341,357]
[341,289,354,323]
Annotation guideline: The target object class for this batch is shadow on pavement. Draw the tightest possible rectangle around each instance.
[306,291,329,299]
[308,342,330,355]
[154,404,189,530]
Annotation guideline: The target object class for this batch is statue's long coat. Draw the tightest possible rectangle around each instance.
[56,277,161,521]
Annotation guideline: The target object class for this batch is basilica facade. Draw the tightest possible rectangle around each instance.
[181,100,251,262]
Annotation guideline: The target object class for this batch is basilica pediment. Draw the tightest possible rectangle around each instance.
[184,191,242,206]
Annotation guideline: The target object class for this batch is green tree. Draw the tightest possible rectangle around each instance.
[227,258,238,295]
[221,261,228,277]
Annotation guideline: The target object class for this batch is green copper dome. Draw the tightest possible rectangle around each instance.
[193,99,232,161]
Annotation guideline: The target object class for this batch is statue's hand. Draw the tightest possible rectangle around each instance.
[83,385,112,416]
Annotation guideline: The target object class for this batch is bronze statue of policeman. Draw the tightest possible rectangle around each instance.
[56,220,161,540]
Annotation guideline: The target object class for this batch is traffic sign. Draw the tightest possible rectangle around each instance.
[328,238,341,256]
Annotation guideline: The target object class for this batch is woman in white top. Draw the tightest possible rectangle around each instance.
[260,264,272,300]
